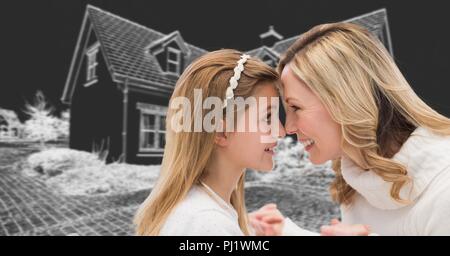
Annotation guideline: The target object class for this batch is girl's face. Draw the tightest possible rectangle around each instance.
[280,65,342,164]
[226,83,286,172]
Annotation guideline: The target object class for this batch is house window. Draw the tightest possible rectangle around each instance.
[137,103,167,153]
[166,47,181,75]
[86,43,100,83]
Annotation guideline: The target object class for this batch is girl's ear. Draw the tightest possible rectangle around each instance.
[214,131,228,147]
[214,119,229,147]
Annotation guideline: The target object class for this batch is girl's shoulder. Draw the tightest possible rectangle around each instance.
[159,186,244,235]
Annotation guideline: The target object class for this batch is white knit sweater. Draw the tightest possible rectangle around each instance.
[340,127,450,235]
[284,127,450,235]
[159,184,244,236]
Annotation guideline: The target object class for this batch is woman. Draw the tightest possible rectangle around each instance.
[253,22,450,235]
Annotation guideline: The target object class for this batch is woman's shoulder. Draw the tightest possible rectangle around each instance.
[394,127,450,176]
[411,167,450,235]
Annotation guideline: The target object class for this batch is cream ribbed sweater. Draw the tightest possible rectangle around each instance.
[340,127,450,235]
[284,127,450,235]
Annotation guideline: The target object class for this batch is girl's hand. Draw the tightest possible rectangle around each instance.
[248,203,285,236]
[320,219,371,236]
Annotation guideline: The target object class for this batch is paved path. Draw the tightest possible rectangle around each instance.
[0,143,138,236]
[0,142,339,236]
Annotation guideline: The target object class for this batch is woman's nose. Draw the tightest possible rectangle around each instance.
[284,112,298,135]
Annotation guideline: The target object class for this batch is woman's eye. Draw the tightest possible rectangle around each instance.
[290,105,301,112]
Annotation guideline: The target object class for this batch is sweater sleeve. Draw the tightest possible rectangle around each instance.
[282,218,319,236]
[423,184,450,235]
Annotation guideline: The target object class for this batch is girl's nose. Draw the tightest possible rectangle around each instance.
[278,121,286,138]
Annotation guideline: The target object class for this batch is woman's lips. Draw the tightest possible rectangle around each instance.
[299,138,315,151]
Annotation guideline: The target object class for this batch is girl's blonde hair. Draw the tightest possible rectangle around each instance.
[278,23,450,205]
[134,49,279,235]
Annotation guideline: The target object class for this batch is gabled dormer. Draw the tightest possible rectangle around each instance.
[145,31,191,77]
[259,46,280,67]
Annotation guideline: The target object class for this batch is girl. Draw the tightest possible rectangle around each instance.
[134,49,288,235]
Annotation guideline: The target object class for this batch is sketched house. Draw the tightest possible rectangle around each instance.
[62,5,392,164]
[62,5,207,164]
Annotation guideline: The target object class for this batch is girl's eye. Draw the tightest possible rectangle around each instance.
[265,113,272,123]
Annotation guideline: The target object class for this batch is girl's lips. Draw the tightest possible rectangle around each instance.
[264,144,277,155]
[264,148,275,155]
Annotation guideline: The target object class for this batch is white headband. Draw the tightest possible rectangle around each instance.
[223,54,251,108]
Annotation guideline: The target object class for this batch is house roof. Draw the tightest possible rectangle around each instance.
[62,5,208,103]
[247,8,392,58]
[87,5,207,85]
[247,46,282,61]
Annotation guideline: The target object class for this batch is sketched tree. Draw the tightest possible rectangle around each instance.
[23,91,61,148]
[55,110,70,140]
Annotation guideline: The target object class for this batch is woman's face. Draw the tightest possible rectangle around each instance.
[280,65,342,164]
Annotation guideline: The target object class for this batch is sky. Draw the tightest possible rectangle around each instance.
[1,0,449,120]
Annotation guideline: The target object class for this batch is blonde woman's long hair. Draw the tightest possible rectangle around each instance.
[134,49,279,235]
[278,23,450,205]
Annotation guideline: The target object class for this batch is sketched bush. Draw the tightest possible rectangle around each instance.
[23,91,64,147]
[26,148,103,177]
[46,163,160,196]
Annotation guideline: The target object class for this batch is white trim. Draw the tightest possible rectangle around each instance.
[344,8,386,23]
[151,47,164,56]
[86,41,100,52]
[62,11,89,104]
[113,73,175,90]
[137,152,164,157]
[145,30,192,56]
[383,8,394,56]
[122,80,129,162]
[83,78,98,87]
[136,102,168,114]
